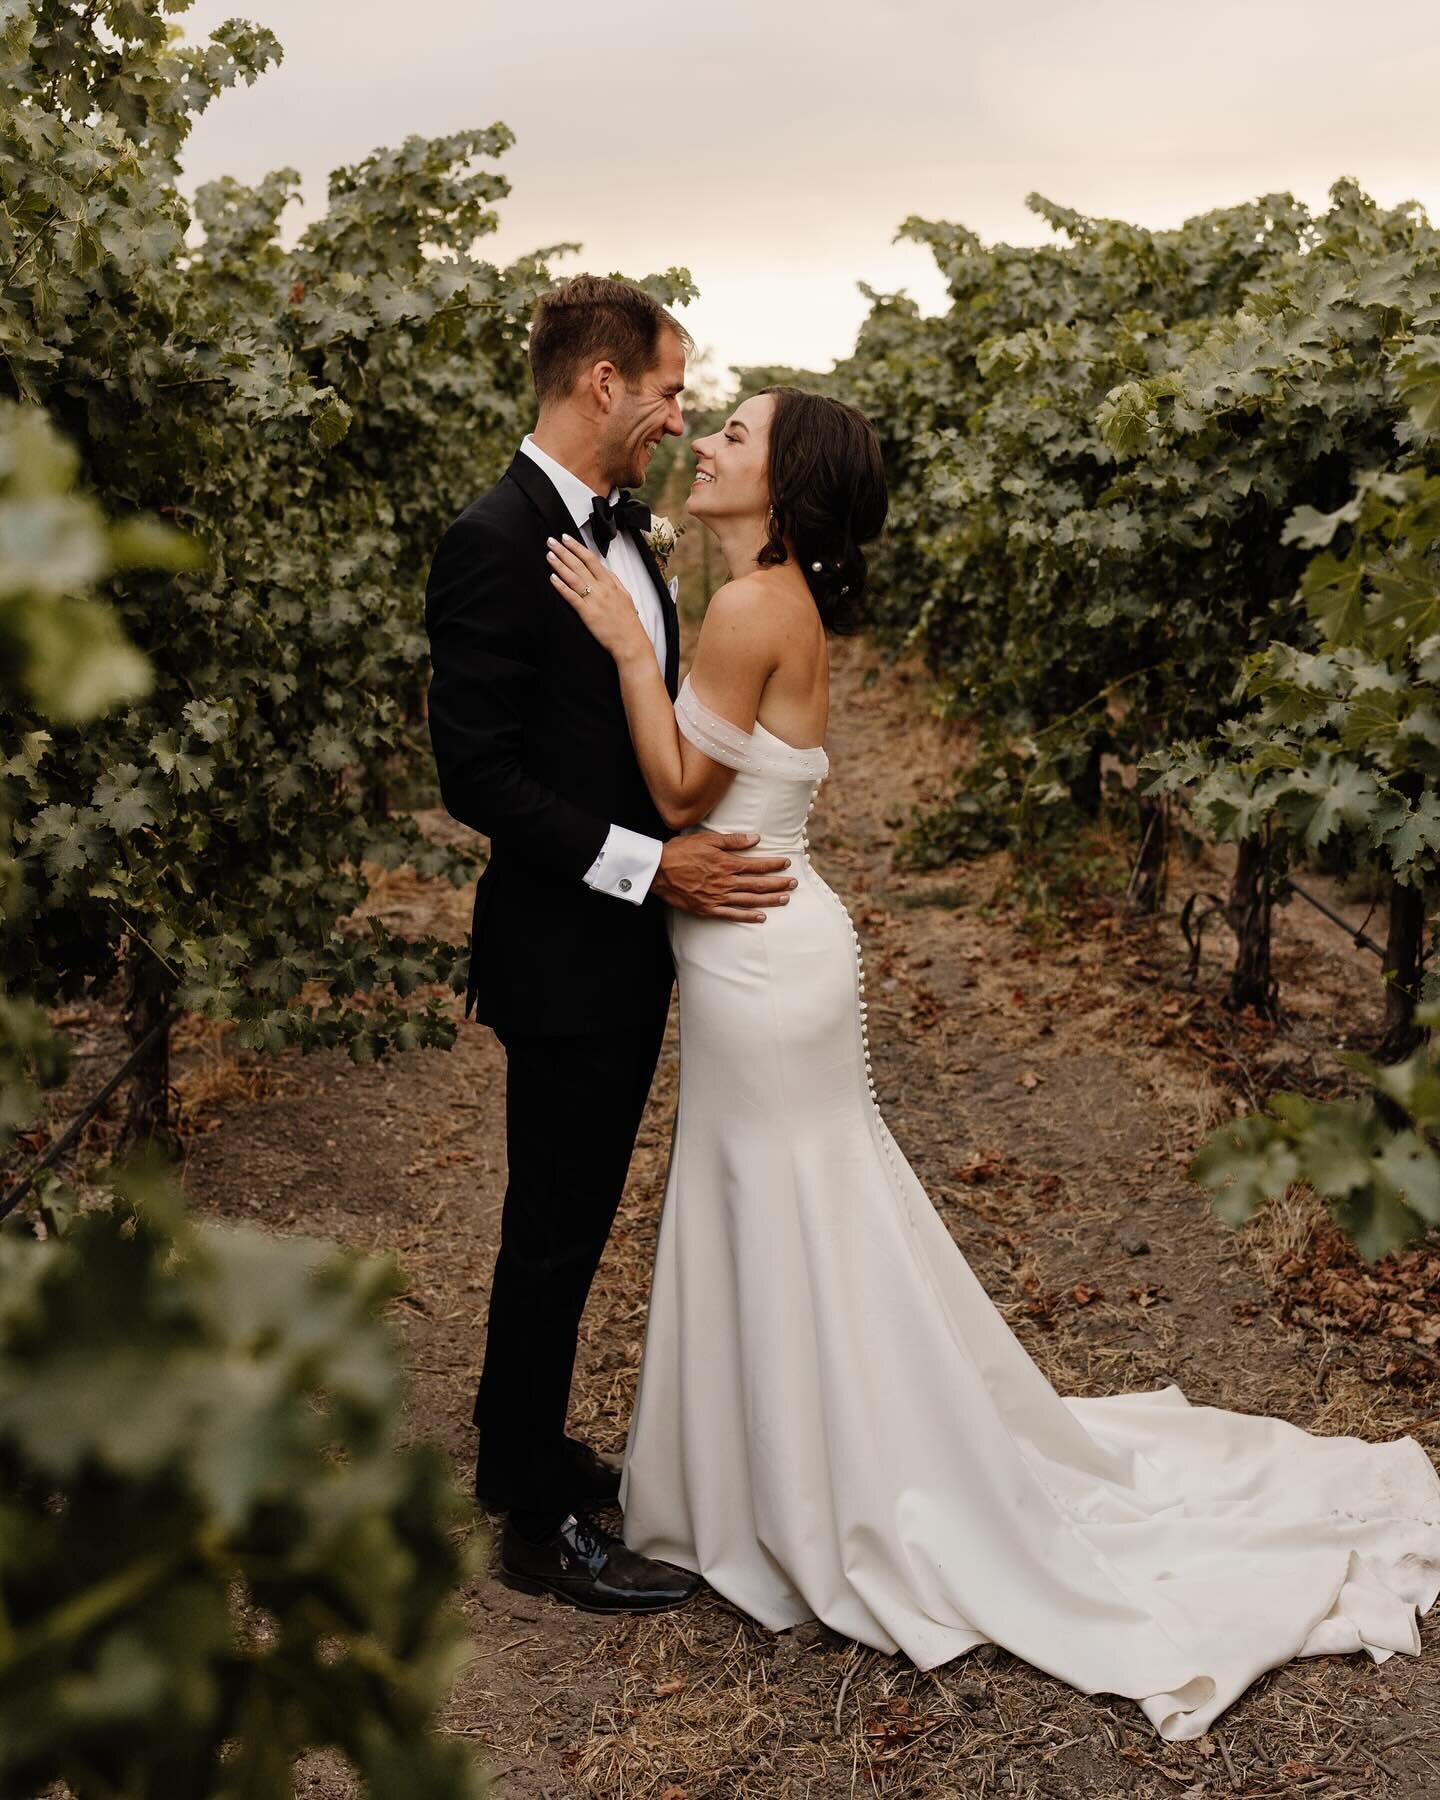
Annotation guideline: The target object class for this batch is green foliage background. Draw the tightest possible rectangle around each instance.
[832,184,1438,867]
[831,181,1440,1257]
[1,0,693,1072]
[0,271,484,1800]
[0,1156,485,1800]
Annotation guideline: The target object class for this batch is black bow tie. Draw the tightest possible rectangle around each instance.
[588,491,651,556]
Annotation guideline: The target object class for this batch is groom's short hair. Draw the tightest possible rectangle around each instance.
[529,275,692,404]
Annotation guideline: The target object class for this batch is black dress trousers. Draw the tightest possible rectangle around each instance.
[472,1002,671,1512]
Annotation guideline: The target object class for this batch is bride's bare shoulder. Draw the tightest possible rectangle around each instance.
[703,572,771,613]
[701,570,812,639]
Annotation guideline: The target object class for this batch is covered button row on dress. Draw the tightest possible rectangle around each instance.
[853,923,878,1102]
[849,916,912,1211]
[810,849,895,1151]
[800,778,822,854]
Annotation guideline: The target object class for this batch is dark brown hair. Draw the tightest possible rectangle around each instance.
[528,274,694,405]
[755,386,888,634]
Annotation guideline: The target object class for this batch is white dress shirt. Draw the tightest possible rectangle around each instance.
[517,435,666,905]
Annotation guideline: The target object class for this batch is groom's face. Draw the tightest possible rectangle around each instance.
[601,327,688,490]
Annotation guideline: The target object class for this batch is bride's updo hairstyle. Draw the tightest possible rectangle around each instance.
[754,386,888,634]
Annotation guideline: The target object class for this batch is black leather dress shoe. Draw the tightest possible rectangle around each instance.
[475,1436,623,1512]
[499,1511,702,1614]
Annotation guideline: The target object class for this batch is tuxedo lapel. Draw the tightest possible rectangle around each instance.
[632,529,680,699]
[505,450,679,698]
[504,449,580,547]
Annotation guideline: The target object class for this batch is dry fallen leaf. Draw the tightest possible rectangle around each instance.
[1017,1070,1041,1090]
[956,1148,1012,1184]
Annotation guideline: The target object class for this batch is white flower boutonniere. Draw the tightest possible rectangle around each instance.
[642,514,682,570]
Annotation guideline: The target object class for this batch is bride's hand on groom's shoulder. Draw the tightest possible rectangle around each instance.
[653,831,798,923]
[546,534,649,664]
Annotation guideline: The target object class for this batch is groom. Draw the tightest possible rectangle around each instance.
[424,275,795,1612]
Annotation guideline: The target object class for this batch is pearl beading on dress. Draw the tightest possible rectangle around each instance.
[674,674,829,781]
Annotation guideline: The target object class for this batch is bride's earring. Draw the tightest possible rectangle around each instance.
[765,505,778,539]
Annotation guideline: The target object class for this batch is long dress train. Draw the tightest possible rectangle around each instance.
[618,674,1440,1742]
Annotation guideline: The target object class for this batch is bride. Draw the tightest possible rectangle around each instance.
[542,384,1440,1742]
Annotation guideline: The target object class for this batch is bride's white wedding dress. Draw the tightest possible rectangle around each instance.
[617,675,1440,1742]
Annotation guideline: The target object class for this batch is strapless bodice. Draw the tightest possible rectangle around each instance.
[674,673,829,849]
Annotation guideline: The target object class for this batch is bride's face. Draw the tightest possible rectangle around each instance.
[687,393,774,528]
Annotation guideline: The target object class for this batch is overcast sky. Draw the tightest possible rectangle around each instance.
[175,0,1440,381]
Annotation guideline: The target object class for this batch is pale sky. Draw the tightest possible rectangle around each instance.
[175,0,1440,379]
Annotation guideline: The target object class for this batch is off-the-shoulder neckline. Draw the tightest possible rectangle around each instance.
[681,672,826,757]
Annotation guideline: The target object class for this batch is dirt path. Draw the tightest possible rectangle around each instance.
[36,614,1440,1797]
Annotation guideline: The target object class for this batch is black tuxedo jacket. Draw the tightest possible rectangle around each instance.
[423,451,681,1037]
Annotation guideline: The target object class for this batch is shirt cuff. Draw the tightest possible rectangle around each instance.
[583,822,664,904]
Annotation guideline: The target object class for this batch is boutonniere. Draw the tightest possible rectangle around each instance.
[642,514,682,570]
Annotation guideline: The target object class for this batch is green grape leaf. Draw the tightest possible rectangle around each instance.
[1095,382,1152,459]
[180,700,231,745]
[309,386,354,449]
[1393,335,1440,443]
[1332,1185,1428,1264]
[1281,498,1361,550]
[1350,253,1417,311]
[93,764,160,835]
[1280,757,1380,848]
[8,593,154,723]
[1189,1115,1299,1225]
[0,0,38,59]
[29,803,105,874]
[1299,550,1368,643]
[1371,1130,1440,1225]
[1292,1101,1381,1199]
[1372,1045,1440,1126]
[1376,788,1440,869]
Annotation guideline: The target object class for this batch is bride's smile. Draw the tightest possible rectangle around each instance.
[685,395,774,526]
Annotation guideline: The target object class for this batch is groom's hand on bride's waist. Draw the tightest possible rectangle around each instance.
[652,832,797,923]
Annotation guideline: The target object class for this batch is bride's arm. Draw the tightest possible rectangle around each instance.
[547,533,775,830]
